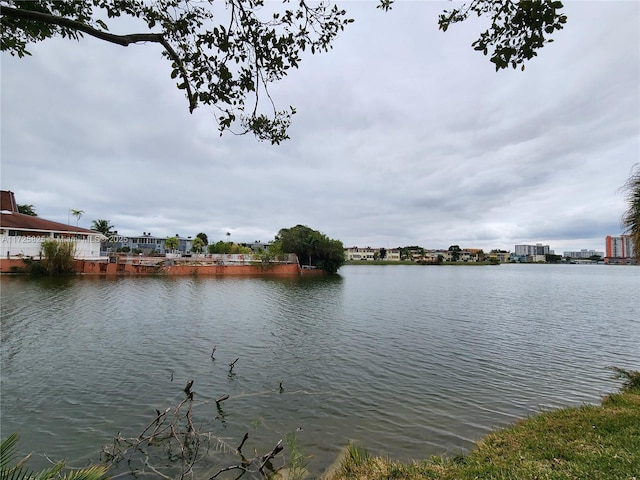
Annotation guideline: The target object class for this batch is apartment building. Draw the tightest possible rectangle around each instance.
[563,249,604,259]
[104,232,193,255]
[344,246,401,261]
[605,235,636,264]
[514,244,553,256]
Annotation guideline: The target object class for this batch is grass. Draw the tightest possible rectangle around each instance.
[330,382,640,480]
[284,432,312,480]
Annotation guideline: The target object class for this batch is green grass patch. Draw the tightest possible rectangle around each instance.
[330,383,640,480]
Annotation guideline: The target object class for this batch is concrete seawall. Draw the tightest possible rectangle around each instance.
[0,258,303,276]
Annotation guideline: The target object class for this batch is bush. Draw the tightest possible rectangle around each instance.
[40,240,75,276]
[21,257,47,275]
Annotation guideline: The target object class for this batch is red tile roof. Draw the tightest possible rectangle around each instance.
[0,211,97,234]
[0,191,97,234]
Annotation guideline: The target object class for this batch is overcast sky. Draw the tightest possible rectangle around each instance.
[2,1,638,253]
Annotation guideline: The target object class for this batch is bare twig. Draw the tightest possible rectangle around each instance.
[258,439,284,474]
[210,463,249,479]
[229,358,239,371]
[236,432,249,453]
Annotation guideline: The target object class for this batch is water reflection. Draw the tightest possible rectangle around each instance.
[1,265,638,476]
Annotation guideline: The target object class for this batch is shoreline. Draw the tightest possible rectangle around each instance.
[0,257,311,276]
[327,381,640,479]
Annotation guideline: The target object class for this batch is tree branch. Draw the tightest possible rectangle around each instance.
[1,4,196,112]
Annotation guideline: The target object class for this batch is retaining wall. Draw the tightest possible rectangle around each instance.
[0,258,302,276]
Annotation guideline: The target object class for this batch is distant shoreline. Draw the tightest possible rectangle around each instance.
[343,260,611,266]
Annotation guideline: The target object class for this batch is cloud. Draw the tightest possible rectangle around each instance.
[1,1,638,254]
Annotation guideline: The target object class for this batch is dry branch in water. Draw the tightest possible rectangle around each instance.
[101,381,286,479]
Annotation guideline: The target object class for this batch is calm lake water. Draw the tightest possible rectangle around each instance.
[1,264,638,477]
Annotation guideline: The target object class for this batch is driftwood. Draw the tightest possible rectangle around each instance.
[258,439,284,474]
[209,439,284,479]
[102,380,288,480]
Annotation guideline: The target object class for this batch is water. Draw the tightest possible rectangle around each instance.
[1,264,638,477]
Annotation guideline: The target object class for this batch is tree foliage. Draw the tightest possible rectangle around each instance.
[273,224,344,274]
[1,0,567,144]
[165,236,179,251]
[191,236,205,253]
[40,239,75,275]
[16,203,37,216]
[621,165,640,258]
[207,240,250,254]
[437,0,567,71]
[91,218,115,238]
[1,0,353,144]
[196,232,209,246]
[70,208,84,226]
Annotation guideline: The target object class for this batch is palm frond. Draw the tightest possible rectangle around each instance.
[621,165,640,257]
[1,434,109,480]
[60,465,110,480]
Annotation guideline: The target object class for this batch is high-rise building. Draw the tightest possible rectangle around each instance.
[514,244,552,256]
[605,235,636,264]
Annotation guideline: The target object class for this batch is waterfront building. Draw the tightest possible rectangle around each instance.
[605,235,636,264]
[241,241,271,252]
[563,249,604,259]
[488,250,511,263]
[344,246,401,261]
[514,244,553,256]
[0,190,105,260]
[103,232,193,256]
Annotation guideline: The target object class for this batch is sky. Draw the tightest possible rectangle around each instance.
[1,1,638,254]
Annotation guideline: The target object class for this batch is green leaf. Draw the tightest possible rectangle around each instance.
[95,19,108,31]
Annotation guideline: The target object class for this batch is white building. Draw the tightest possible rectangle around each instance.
[563,249,604,259]
[344,246,401,261]
[515,244,553,256]
[1,191,105,260]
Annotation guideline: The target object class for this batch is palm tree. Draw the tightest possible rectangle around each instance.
[91,219,115,238]
[622,165,640,259]
[1,433,109,479]
[70,209,84,227]
[303,234,318,266]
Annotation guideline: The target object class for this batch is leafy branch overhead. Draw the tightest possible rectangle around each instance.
[1,0,566,143]
[438,0,567,71]
[1,0,353,144]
